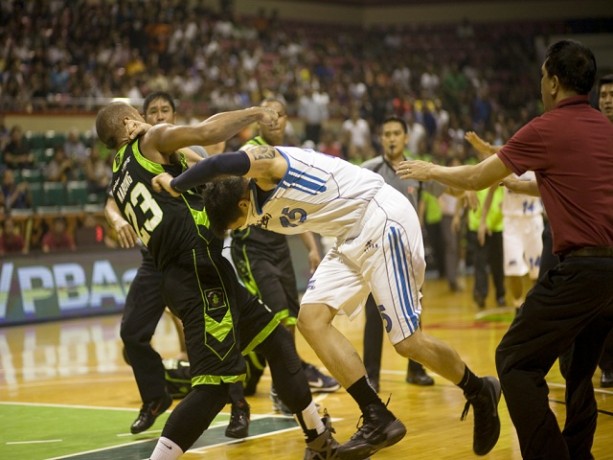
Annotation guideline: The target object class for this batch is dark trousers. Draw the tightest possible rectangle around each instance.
[425,221,445,277]
[363,295,385,384]
[562,327,613,378]
[304,123,322,144]
[441,215,459,286]
[496,256,613,460]
[120,255,167,403]
[469,230,505,303]
[599,331,613,371]
[543,220,613,376]
[538,219,558,278]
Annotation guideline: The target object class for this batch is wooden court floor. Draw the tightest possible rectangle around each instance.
[1,278,612,459]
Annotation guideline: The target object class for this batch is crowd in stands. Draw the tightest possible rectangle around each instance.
[0,117,115,254]
[0,0,610,284]
[2,1,606,123]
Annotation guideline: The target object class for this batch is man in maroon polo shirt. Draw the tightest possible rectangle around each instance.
[397,39,613,460]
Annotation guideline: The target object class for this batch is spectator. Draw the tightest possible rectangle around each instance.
[0,115,9,151]
[441,62,470,117]
[2,125,34,170]
[45,146,74,183]
[75,213,115,250]
[84,144,111,200]
[407,112,428,157]
[64,127,89,167]
[1,169,32,212]
[420,63,440,99]
[317,128,343,158]
[341,106,373,163]
[415,100,438,151]
[41,217,76,253]
[0,0,607,134]
[0,217,27,256]
[472,87,493,132]
[298,85,329,144]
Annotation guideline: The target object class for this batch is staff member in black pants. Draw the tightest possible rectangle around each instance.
[398,39,613,460]
[361,116,447,390]
[503,74,613,389]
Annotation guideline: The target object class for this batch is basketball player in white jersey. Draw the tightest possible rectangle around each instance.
[465,134,544,308]
[480,170,544,308]
[152,143,502,459]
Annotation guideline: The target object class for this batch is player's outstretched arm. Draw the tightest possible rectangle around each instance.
[152,151,251,196]
[397,154,511,191]
[146,107,278,154]
[152,145,287,196]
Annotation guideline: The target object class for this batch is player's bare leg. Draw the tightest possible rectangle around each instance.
[395,330,501,456]
[298,303,406,459]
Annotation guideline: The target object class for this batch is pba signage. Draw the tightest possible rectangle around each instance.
[0,249,141,326]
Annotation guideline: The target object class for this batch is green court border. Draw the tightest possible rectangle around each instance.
[0,402,299,459]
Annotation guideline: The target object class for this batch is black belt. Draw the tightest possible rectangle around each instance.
[565,247,613,258]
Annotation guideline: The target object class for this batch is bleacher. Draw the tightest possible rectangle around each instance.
[18,129,103,214]
[2,129,108,253]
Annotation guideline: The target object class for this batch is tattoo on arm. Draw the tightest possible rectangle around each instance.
[250,145,276,160]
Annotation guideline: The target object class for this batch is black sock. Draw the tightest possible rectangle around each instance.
[295,414,319,442]
[457,366,483,397]
[347,376,383,411]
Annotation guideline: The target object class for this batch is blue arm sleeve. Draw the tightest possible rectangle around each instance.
[170,151,250,193]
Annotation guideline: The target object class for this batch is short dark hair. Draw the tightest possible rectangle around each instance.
[544,39,597,95]
[598,74,613,91]
[202,177,247,238]
[143,91,176,114]
[261,98,286,116]
[95,102,140,149]
[382,116,408,134]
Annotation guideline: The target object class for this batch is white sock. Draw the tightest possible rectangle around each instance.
[149,436,183,460]
[297,401,325,434]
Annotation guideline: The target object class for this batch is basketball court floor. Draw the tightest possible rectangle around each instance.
[2,278,612,459]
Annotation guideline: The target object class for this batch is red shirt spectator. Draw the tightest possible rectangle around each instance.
[41,217,76,253]
[0,218,26,255]
[318,130,344,158]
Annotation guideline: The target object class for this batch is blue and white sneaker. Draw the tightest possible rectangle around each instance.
[270,385,293,416]
[303,363,341,393]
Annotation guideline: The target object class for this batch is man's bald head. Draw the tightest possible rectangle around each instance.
[96,102,142,149]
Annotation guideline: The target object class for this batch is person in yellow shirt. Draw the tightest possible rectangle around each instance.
[468,186,505,309]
